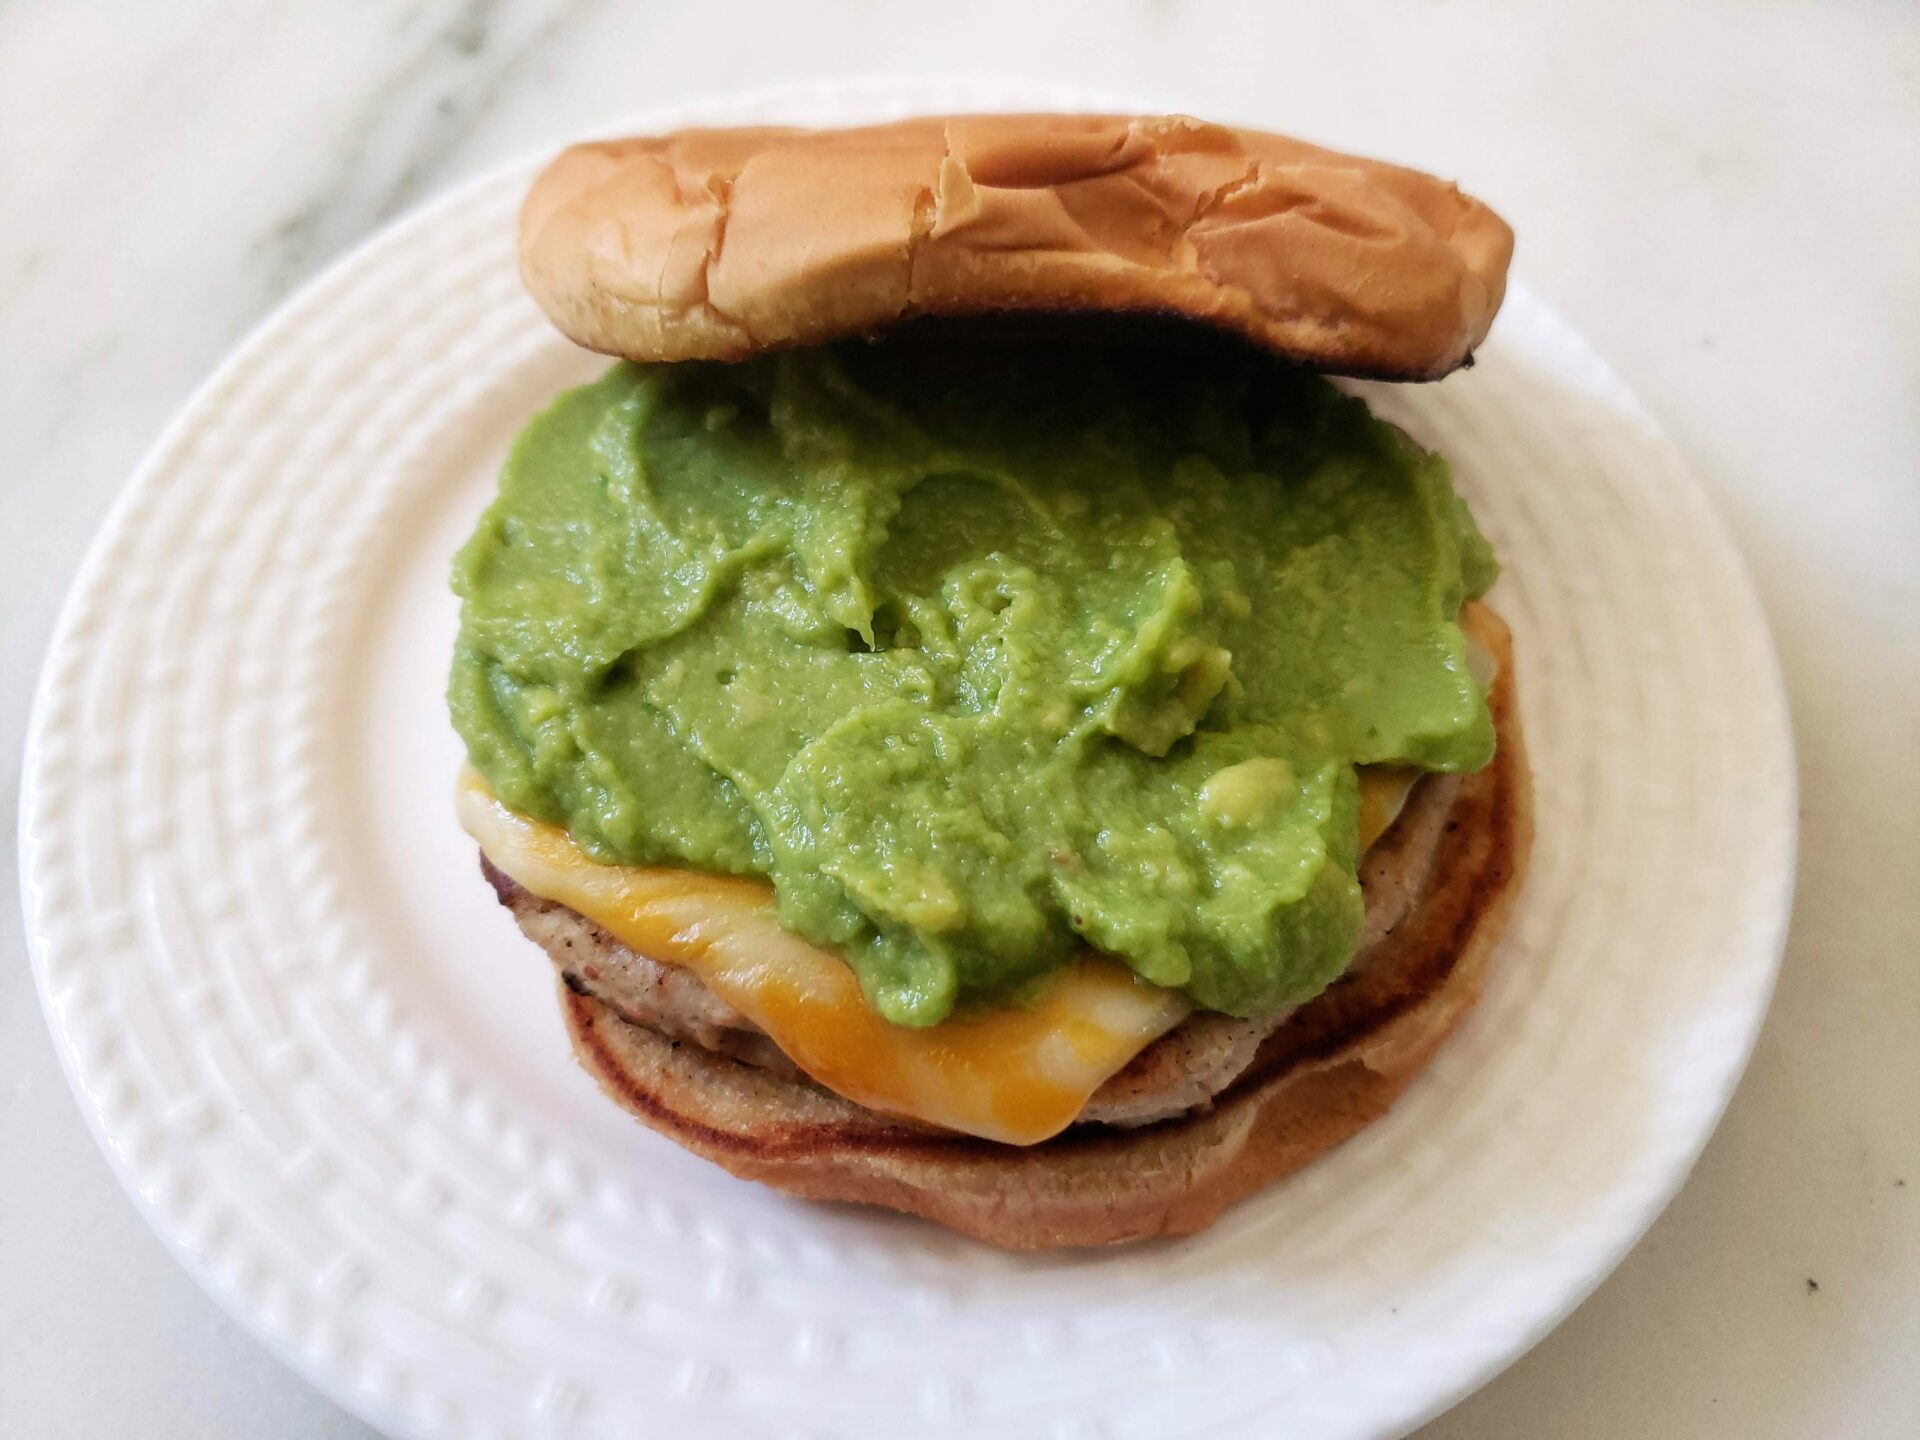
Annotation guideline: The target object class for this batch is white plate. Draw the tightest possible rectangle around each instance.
[19,77,1795,1440]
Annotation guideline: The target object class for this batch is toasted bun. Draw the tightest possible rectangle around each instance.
[560,607,1530,1248]
[520,114,1513,381]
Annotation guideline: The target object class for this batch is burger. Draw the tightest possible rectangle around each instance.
[449,113,1530,1248]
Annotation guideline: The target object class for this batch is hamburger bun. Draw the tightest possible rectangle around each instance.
[553,606,1529,1248]
[519,113,1513,380]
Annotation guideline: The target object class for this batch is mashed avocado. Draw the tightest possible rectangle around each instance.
[450,339,1496,1026]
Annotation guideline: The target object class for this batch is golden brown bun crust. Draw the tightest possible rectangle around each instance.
[561,605,1531,1248]
[520,114,1514,381]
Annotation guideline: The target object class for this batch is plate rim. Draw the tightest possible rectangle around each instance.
[17,73,1797,1440]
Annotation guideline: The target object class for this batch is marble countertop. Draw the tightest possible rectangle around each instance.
[4,3,1916,1436]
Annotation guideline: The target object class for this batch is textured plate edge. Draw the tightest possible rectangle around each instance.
[9,99,548,1440]
[13,74,1800,1440]
[1374,324,1801,1439]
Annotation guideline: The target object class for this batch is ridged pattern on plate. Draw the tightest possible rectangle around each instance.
[20,79,1793,1440]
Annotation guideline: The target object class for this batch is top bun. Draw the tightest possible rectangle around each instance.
[519,113,1513,381]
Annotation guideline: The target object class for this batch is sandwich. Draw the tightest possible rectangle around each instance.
[450,113,1531,1248]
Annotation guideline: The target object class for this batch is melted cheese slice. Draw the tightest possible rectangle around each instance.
[458,773,1192,1145]
[1358,766,1420,851]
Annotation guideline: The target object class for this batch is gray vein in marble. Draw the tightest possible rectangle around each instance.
[445,0,501,58]
[372,0,602,223]
[253,0,598,300]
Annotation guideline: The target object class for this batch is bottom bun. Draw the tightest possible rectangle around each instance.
[561,609,1531,1249]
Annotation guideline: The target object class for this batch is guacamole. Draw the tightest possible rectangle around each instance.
[450,339,1496,1026]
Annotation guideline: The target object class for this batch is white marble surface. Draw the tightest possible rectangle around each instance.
[2,2,1914,1436]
